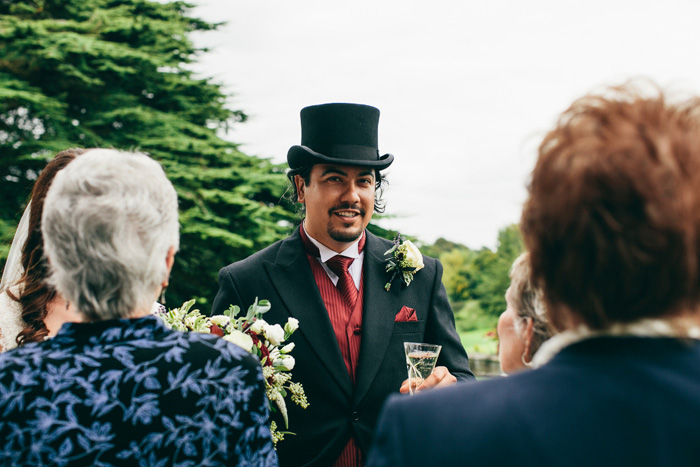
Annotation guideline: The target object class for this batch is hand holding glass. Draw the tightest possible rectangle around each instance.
[404,342,442,395]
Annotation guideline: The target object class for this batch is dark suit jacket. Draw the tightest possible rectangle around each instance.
[368,336,700,467]
[212,228,474,466]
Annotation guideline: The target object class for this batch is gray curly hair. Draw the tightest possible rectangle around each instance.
[42,149,179,321]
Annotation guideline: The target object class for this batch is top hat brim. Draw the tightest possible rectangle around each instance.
[288,145,394,171]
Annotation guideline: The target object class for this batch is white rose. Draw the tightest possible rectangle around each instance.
[264,323,285,346]
[285,317,299,334]
[210,315,231,328]
[280,342,295,353]
[184,315,198,329]
[249,319,268,335]
[277,356,295,371]
[403,240,424,271]
[223,329,254,352]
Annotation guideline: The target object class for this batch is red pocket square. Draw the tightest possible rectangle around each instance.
[395,306,418,322]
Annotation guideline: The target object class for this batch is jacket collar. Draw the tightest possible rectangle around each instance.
[353,231,400,404]
[263,228,354,396]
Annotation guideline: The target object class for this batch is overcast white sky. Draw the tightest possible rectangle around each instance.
[188,0,700,249]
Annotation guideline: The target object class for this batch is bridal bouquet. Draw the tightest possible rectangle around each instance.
[155,298,308,446]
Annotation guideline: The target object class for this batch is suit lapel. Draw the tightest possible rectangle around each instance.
[353,232,400,405]
[263,229,353,397]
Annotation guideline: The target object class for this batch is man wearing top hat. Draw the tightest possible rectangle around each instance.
[212,103,474,467]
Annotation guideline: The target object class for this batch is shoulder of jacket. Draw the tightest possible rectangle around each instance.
[222,236,291,272]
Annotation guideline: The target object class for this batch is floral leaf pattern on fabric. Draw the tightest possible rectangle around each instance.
[0,316,277,466]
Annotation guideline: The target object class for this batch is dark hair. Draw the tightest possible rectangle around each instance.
[284,165,388,216]
[11,148,85,345]
[521,82,700,331]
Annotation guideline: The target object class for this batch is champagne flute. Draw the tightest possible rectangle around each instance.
[404,342,442,395]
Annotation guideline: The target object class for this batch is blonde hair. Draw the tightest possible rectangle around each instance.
[509,252,553,359]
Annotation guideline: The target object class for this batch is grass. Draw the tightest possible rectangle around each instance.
[459,328,498,356]
[453,300,499,356]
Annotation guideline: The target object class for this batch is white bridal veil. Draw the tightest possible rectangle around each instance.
[0,201,31,351]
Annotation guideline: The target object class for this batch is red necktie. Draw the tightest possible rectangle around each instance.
[326,255,358,307]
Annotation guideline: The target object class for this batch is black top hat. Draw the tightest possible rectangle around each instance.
[287,103,394,170]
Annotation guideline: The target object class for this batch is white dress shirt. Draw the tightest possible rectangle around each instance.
[303,223,364,290]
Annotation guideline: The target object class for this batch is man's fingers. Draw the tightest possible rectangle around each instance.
[400,367,457,394]
[416,367,456,392]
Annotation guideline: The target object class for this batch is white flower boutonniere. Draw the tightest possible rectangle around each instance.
[384,234,424,291]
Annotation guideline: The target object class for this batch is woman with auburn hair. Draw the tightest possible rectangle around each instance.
[0,148,84,350]
[369,82,700,466]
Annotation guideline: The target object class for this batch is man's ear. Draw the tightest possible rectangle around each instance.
[294,175,306,203]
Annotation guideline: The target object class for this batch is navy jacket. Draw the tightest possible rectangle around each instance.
[212,228,474,466]
[0,316,277,466]
[369,336,700,467]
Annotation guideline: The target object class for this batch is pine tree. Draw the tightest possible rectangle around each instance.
[0,0,296,306]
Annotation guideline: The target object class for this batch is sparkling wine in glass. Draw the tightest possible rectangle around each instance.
[404,342,442,395]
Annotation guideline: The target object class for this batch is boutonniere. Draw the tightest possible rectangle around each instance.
[384,234,425,291]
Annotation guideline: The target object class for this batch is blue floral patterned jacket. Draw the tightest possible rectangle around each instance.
[0,315,278,466]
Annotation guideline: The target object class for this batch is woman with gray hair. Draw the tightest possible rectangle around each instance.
[0,149,277,466]
[497,252,553,374]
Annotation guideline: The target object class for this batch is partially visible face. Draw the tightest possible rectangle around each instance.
[296,164,375,252]
[497,286,528,374]
[44,296,81,337]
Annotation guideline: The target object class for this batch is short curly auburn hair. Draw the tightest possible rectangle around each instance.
[521,81,700,330]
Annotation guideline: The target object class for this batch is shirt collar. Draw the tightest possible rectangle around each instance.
[302,221,363,263]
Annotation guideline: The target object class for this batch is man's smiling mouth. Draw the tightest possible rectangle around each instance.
[334,210,359,218]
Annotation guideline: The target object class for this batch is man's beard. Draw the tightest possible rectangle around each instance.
[328,225,364,243]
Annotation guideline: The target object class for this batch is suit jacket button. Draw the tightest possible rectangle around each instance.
[352,411,360,422]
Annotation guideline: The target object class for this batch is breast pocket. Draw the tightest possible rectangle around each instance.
[392,320,424,335]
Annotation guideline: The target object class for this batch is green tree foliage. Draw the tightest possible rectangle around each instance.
[474,225,524,317]
[0,0,296,306]
[436,224,525,335]
[438,248,475,303]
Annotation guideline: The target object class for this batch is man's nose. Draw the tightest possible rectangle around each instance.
[341,182,361,204]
